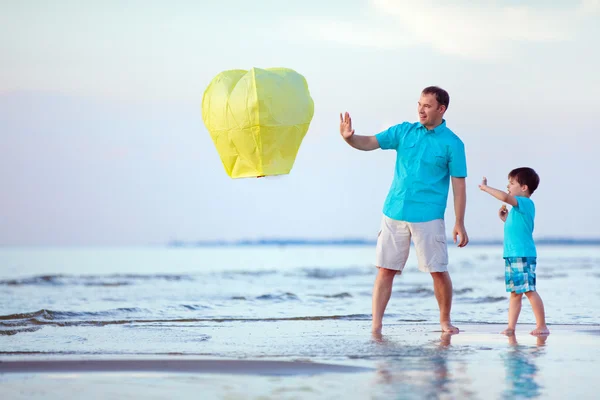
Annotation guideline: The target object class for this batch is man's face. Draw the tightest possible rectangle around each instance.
[418,93,445,127]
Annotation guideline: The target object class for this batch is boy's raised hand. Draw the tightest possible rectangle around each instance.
[479,176,488,190]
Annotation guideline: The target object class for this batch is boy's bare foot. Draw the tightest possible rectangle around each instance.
[531,326,549,336]
[501,328,515,335]
[441,321,459,333]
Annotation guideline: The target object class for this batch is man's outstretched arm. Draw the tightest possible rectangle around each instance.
[340,112,380,151]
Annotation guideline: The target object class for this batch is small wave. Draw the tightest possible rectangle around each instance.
[180,304,212,311]
[0,308,148,325]
[537,273,569,279]
[456,296,506,304]
[256,292,298,301]
[312,292,353,299]
[395,288,435,297]
[83,282,131,287]
[222,270,278,278]
[0,274,194,287]
[299,267,372,279]
[0,275,62,286]
[0,310,371,335]
[454,288,474,295]
[0,326,42,336]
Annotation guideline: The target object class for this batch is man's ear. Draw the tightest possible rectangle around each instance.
[438,105,447,114]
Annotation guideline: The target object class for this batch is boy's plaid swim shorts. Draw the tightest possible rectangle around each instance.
[504,257,537,294]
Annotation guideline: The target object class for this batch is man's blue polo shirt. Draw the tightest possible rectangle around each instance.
[375,120,467,223]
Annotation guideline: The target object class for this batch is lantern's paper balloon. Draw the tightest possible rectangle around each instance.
[202,67,314,178]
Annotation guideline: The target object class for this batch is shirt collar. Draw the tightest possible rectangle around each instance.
[419,119,446,134]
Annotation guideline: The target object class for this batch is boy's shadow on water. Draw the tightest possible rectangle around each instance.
[501,333,548,399]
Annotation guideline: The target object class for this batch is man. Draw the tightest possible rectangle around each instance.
[339,86,468,334]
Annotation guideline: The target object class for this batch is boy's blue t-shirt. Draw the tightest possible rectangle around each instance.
[504,196,537,258]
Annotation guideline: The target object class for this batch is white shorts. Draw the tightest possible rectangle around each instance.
[375,215,449,273]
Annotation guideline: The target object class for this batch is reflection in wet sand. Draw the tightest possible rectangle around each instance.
[502,333,548,399]
[371,332,476,399]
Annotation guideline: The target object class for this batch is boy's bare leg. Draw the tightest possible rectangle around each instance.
[372,267,397,334]
[502,292,522,335]
[524,291,549,335]
[431,272,459,333]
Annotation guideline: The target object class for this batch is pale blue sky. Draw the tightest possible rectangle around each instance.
[1,0,599,245]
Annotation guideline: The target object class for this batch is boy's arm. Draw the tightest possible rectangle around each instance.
[478,177,518,206]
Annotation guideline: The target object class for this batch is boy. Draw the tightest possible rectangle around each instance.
[479,167,549,336]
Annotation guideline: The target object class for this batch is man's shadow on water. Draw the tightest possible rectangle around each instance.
[501,332,548,399]
[370,331,475,398]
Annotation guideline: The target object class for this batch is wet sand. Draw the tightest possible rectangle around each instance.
[0,358,371,375]
[2,323,599,399]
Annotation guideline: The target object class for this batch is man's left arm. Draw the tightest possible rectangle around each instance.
[451,177,469,247]
[448,138,469,248]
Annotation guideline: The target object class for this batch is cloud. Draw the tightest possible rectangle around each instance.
[288,0,598,60]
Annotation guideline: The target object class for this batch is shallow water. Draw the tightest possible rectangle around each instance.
[1,245,599,346]
[1,245,599,398]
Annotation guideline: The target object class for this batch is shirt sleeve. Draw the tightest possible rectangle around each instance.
[375,123,407,150]
[448,138,467,177]
[514,197,534,216]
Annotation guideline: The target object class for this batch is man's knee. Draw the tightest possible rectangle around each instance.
[377,266,399,280]
[430,271,450,281]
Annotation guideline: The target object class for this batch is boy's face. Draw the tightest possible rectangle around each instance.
[507,178,528,196]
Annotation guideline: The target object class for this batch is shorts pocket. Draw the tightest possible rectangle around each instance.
[433,234,448,265]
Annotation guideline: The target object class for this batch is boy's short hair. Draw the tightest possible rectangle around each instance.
[509,167,540,194]
[422,86,450,110]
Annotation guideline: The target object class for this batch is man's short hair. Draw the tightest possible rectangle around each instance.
[422,86,450,110]
[509,167,540,194]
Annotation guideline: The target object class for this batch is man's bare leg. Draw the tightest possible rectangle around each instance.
[372,267,398,334]
[431,271,459,333]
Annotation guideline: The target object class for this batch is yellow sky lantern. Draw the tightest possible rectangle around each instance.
[202,67,314,179]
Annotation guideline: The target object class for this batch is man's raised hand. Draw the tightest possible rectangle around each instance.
[340,112,355,140]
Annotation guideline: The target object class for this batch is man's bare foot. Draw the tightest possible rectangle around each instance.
[439,332,453,347]
[531,326,549,336]
[372,324,382,335]
[371,331,384,343]
[501,327,515,335]
[441,321,459,333]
